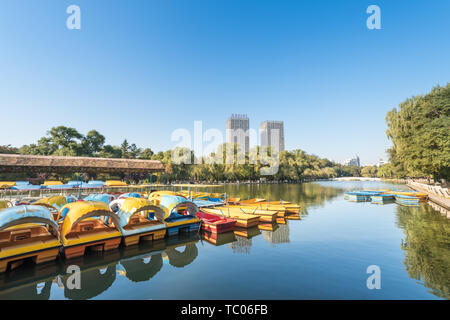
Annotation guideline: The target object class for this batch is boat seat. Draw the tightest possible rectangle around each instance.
[9,229,32,242]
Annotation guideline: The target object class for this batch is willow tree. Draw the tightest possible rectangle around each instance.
[386,84,450,180]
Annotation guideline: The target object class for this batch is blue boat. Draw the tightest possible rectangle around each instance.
[371,194,395,204]
[11,181,43,191]
[395,194,420,206]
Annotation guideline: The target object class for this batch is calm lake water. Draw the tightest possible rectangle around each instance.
[0,181,449,300]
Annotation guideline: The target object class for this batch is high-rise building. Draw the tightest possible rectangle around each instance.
[343,156,360,167]
[226,114,249,154]
[260,121,285,152]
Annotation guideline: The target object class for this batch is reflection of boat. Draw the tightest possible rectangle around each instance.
[58,202,122,259]
[59,261,118,300]
[233,226,261,238]
[164,239,199,268]
[195,211,235,234]
[0,205,61,273]
[201,230,236,246]
[110,198,166,246]
[149,194,200,237]
[0,272,56,300]
[120,251,163,282]
[263,223,290,245]
[200,207,259,228]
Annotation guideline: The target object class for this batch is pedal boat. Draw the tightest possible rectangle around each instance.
[33,195,77,219]
[0,205,61,273]
[195,211,236,234]
[58,201,122,259]
[150,195,200,237]
[109,198,166,246]
[200,207,260,228]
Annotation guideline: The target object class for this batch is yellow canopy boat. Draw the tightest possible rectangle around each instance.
[0,205,61,273]
[109,197,166,246]
[58,201,122,259]
[200,207,259,228]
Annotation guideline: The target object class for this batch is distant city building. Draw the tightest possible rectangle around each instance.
[260,121,285,152]
[377,158,388,167]
[226,114,249,154]
[344,155,360,167]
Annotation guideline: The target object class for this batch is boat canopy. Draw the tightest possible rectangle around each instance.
[152,194,199,217]
[118,192,143,199]
[114,198,166,226]
[83,193,116,204]
[42,181,63,186]
[104,180,127,187]
[0,205,59,236]
[59,201,120,240]
[34,196,71,212]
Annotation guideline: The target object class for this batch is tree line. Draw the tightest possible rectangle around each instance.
[0,126,360,183]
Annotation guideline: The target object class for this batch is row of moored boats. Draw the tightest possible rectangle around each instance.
[344,189,428,206]
[0,190,302,273]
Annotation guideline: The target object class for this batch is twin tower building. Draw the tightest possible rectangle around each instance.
[226,114,285,154]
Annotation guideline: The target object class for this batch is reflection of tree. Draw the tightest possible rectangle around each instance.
[165,244,198,268]
[229,236,252,254]
[62,263,116,300]
[264,223,290,245]
[120,254,163,282]
[396,204,450,299]
[224,182,343,216]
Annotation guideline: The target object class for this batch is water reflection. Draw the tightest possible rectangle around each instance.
[1,182,448,299]
[396,203,450,299]
[264,223,290,246]
[0,234,200,300]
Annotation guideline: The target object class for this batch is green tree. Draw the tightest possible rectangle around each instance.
[386,84,450,180]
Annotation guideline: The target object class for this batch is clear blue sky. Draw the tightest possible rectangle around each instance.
[0,0,449,165]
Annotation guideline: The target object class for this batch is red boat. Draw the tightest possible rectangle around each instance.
[196,211,236,235]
